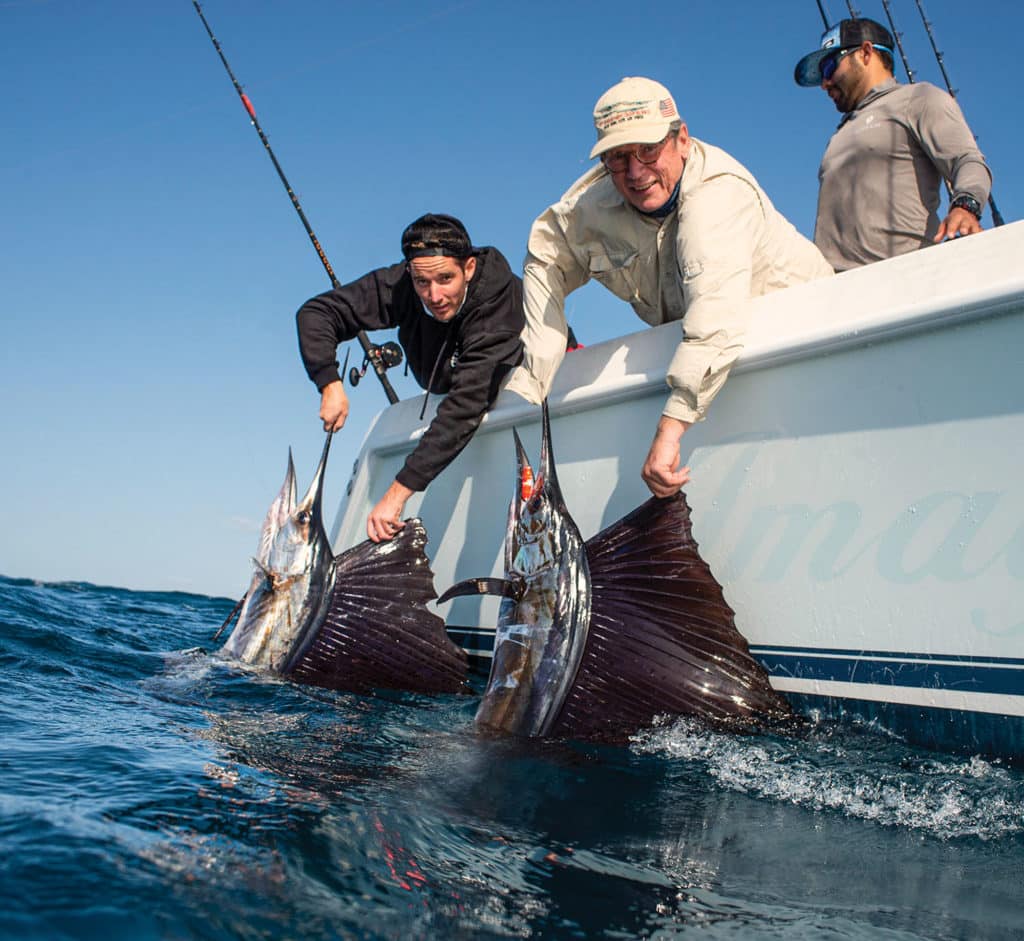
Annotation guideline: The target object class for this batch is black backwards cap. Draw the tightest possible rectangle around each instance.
[401,213,473,261]
[794,18,894,87]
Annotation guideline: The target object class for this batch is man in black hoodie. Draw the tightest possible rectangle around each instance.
[296,213,524,542]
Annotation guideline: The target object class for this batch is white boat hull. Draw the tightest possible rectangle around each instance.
[330,222,1024,761]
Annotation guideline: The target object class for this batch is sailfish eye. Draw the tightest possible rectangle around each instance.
[295,510,311,525]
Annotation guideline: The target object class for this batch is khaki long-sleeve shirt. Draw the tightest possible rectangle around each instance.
[504,139,833,422]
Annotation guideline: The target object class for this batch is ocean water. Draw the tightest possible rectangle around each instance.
[2,574,1023,941]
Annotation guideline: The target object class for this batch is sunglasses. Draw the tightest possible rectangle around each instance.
[820,46,858,82]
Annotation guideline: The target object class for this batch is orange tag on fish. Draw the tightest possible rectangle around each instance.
[520,466,535,501]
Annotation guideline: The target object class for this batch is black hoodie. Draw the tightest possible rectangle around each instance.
[296,247,524,491]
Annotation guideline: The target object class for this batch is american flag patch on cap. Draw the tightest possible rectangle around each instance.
[659,98,676,117]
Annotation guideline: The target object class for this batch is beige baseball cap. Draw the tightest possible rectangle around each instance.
[589,76,680,159]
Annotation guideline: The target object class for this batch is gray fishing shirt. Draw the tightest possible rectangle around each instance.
[814,79,992,272]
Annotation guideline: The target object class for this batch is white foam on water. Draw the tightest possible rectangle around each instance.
[631,716,1024,840]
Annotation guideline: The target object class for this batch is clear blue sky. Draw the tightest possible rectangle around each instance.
[2,0,1019,598]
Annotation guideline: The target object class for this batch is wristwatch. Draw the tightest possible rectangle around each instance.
[950,194,983,220]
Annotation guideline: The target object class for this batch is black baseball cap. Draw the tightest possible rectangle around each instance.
[794,18,894,87]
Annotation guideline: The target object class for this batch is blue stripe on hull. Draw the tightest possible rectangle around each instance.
[446,628,1024,760]
[446,626,495,658]
[751,647,1024,697]
[784,693,1024,766]
[752,645,1024,668]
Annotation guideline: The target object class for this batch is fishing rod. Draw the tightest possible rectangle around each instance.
[212,345,343,643]
[192,1,401,404]
[815,1,859,29]
[911,0,1005,226]
[878,0,915,82]
[214,427,338,645]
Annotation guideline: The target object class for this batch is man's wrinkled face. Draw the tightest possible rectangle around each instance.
[408,255,476,322]
[605,125,691,213]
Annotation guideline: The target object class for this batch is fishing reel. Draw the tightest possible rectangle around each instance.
[349,341,403,388]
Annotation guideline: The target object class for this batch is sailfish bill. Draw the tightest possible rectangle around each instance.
[441,401,791,740]
[222,434,467,694]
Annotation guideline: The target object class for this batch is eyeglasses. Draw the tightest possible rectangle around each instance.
[600,131,675,173]
[820,46,858,82]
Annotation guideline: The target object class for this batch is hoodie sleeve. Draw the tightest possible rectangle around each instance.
[397,273,525,491]
[295,262,406,391]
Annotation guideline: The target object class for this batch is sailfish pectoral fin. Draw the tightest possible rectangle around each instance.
[282,519,468,694]
[550,493,793,740]
[437,577,525,605]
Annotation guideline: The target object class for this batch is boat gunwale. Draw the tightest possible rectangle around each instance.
[360,222,1024,457]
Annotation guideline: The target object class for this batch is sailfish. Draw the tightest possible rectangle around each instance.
[221,433,467,694]
[439,402,791,739]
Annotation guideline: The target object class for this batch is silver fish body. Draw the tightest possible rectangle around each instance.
[222,437,334,672]
[440,399,792,740]
[476,407,591,735]
[222,434,467,694]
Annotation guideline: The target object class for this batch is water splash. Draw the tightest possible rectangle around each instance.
[632,716,1024,840]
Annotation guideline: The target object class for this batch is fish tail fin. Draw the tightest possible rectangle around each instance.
[552,494,791,739]
[284,520,468,694]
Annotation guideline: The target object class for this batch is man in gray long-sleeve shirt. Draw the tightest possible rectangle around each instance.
[795,18,992,272]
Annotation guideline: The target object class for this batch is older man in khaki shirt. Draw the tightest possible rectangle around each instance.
[504,76,833,497]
